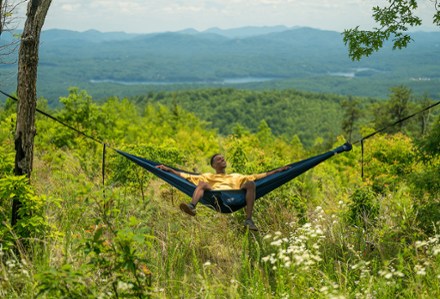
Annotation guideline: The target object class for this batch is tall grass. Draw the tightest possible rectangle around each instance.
[1,137,439,298]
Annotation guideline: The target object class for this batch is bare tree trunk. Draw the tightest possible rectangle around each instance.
[12,0,51,226]
[0,0,4,35]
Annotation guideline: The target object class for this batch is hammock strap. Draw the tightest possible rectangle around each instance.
[361,138,364,178]
[353,100,440,145]
[0,89,104,145]
[102,143,107,198]
[0,89,109,189]
[352,99,440,178]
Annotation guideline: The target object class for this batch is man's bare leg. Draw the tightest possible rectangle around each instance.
[191,182,212,206]
[180,182,212,216]
[242,181,258,230]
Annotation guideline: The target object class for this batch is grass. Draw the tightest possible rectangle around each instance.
[1,142,440,298]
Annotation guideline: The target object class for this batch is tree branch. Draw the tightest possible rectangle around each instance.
[343,0,426,60]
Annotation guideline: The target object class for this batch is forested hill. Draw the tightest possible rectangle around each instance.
[1,26,439,101]
[131,88,350,147]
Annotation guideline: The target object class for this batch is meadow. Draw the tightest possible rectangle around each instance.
[1,87,439,298]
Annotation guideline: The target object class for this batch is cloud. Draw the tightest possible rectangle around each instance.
[60,3,81,12]
[41,0,440,33]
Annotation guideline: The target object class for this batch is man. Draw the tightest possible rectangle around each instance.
[156,154,289,231]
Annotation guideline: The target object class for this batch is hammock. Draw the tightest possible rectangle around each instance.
[116,142,352,213]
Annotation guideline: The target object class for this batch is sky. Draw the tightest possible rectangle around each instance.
[18,0,440,33]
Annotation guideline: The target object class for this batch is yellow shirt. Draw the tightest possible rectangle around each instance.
[180,172,267,190]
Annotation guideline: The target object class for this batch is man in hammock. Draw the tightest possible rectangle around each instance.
[157,154,289,231]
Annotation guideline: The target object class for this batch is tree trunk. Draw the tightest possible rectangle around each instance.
[0,0,4,35]
[12,0,51,226]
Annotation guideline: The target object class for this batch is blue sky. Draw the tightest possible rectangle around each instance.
[29,0,440,33]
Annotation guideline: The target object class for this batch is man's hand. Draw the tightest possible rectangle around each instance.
[278,166,290,172]
[156,164,171,172]
[266,165,290,177]
[156,164,182,177]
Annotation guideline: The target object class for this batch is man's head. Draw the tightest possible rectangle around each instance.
[210,153,227,172]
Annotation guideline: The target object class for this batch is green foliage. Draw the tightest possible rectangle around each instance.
[35,264,93,298]
[80,221,153,298]
[228,139,250,174]
[137,88,347,148]
[418,115,440,160]
[386,86,413,132]
[0,132,14,176]
[410,163,440,200]
[346,186,379,228]
[2,86,440,298]
[343,0,423,60]
[416,201,440,235]
[341,97,363,142]
[0,175,51,249]
[362,133,415,193]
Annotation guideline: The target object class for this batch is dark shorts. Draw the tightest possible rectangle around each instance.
[200,190,246,213]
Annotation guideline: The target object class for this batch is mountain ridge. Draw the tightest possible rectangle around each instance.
[1,26,439,101]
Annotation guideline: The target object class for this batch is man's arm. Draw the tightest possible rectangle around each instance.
[265,165,290,177]
[156,165,183,177]
[252,165,290,180]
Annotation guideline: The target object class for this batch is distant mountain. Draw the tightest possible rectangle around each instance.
[1,26,439,103]
[38,25,297,42]
[41,29,140,42]
[203,25,296,38]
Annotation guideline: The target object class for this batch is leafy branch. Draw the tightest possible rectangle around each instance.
[343,0,433,60]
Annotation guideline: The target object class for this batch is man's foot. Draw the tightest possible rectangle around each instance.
[179,203,196,216]
[244,219,259,231]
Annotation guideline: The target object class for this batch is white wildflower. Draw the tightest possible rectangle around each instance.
[302,223,312,229]
[270,239,283,247]
[351,262,364,270]
[262,256,271,262]
[414,264,427,276]
[379,270,393,279]
[6,260,16,269]
[264,234,272,240]
[428,237,438,244]
[415,240,428,248]
[312,255,323,262]
[21,269,30,277]
[117,281,132,291]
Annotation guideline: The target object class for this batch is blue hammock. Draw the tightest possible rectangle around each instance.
[116,142,352,213]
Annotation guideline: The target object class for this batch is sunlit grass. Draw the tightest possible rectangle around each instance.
[1,100,440,297]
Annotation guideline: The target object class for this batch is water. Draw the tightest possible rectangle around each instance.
[328,67,381,78]
[89,77,276,85]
